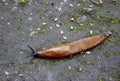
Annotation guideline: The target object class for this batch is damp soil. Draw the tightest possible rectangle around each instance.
[0,0,120,81]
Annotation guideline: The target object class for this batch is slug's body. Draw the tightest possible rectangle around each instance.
[28,32,111,58]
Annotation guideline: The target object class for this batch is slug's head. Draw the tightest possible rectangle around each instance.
[104,31,112,37]
[27,45,39,58]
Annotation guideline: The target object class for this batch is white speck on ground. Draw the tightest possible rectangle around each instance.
[63,36,67,39]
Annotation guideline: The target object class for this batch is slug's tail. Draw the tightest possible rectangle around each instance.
[26,45,38,58]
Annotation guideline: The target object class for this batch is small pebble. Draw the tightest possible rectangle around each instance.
[5,71,9,75]
[89,30,93,35]
[50,26,53,29]
[70,26,74,30]
[37,28,40,31]
[98,56,100,59]
[60,2,64,5]
[60,30,64,34]
[69,3,73,7]
[79,67,82,71]
[100,0,103,4]
[55,6,61,11]
[30,31,35,36]
[19,51,23,54]
[28,17,32,21]
[90,30,93,34]
[86,51,91,54]
[1,17,4,19]
[19,74,23,77]
[12,7,17,11]
[42,22,47,25]
[83,7,93,13]
[90,23,93,26]
[80,24,83,26]
[63,36,67,39]
[7,22,10,25]
[70,17,75,22]
[68,66,72,70]
[77,3,80,7]
[89,5,93,7]
[54,18,58,22]
[56,24,60,27]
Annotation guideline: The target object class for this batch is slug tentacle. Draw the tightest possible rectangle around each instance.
[27,45,39,58]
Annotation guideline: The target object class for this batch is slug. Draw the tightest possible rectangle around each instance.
[27,32,111,58]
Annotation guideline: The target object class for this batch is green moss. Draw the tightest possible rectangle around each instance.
[69,26,78,32]
[88,59,94,65]
[109,66,116,70]
[18,0,27,4]
[32,22,39,28]
[113,51,120,56]
[96,13,120,24]
[98,76,104,81]
[107,38,120,45]
[81,60,87,65]
[111,73,120,81]
[69,72,75,77]
[37,26,47,34]
[61,39,68,44]
[63,17,69,25]
[99,68,106,73]
[104,52,110,58]
[39,11,45,16]
[39,0,49,5]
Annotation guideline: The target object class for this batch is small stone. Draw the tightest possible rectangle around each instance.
[60,2,64,5]
[19,74,23,77]
[7,22,10,25]
[63,36,67,39]
[70,26,74,30]
[19,51,23,54]
[56,24,60,27]
[28,17,32,21]
[98,56,100,59]
[1,17,4,19]
[30,31,35,36]
[80,24,83,26]
[83,7,93,13]
[37,28,40,31]
[68,66,72,70]
[89,5,93,7]
[60,30,64,34]
[54,18,58,22]
[50,26,53,29]
[90,23,93,26]
[5,71,9,75]
[77,3,80,6]
[89,30,93,35]
[79,67,82,71]
[42,22,47,25]
[69,3,73,7]
[12,7,17,11]
[70,17,74,22]
[100,0,103,4]
[86,51,91,54]
[55,6,61,11]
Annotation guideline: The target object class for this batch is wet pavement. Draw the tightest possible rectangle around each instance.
[0,0,120,81]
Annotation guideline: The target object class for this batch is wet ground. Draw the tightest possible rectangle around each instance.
[0,0,120,81]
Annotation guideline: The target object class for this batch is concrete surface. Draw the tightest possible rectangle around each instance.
[0,0,120,81]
